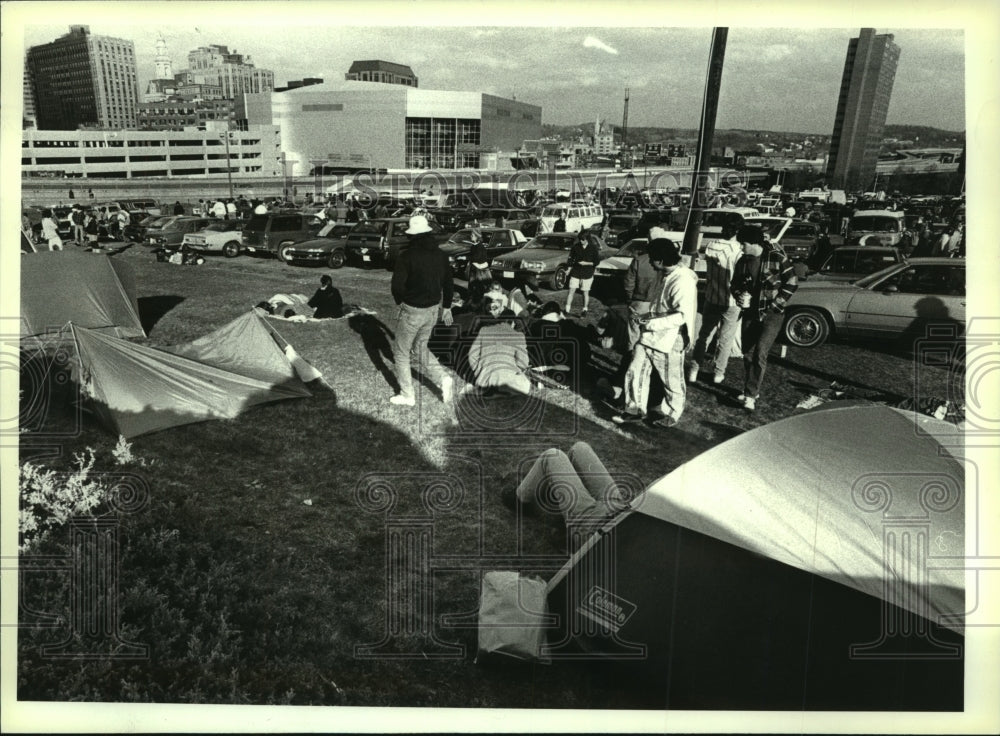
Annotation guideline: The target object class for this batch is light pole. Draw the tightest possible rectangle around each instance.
[221,131,234,201]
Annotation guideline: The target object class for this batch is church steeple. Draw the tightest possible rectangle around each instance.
[154,33,172,80]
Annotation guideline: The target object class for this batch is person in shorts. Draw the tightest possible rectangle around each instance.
[563,228,601,317]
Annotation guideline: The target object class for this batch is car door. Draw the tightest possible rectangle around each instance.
[845,263,965,338]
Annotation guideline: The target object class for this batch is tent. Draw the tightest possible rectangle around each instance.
[546,405,965,710]
[70,311,320,438]
[21,250,145,339]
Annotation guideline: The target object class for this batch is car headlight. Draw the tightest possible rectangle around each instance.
[521,260,545,271]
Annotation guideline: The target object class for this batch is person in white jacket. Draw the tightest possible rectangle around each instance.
[613,238,698,429]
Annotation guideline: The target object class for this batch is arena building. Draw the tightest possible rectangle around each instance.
[240,80,542,174]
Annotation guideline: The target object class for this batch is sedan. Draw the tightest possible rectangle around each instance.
[594,238,648,280]
[489,232,614,290]
[440,227,527,279]
[805,246,903,283]
[145,216,215,249]
[783,258,965,347]
[182,220,247,257]
[282,224,357,268]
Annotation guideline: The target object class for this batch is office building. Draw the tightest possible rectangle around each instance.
[241,80,541,172]
[26,25,140,130]
[21,126,282,179]
[826,28,900,191]
[23,58,36,128]
[179,44,274,99]
[345,60,417,87]
[137,99,236,131]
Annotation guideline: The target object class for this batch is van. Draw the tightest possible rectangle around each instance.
[539,202,604,233]
[846,209,905,246]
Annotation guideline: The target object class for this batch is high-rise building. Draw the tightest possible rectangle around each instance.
[179,44,274,99]
[26,25,140,130]
[23,56,36,128]
[345,60,418,87]
[826,28,900,191]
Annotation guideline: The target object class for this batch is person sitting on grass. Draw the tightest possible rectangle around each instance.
[526,301,592,392]
[466,288,532,396]
[308,274,344,319]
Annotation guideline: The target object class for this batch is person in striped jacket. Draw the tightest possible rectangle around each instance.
[730,226,798,412]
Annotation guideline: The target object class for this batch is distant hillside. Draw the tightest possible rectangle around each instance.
[542,123,965,149]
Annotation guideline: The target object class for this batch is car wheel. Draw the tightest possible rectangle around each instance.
[549,265,569,290]
[327,249,346,269]
[222,240,241,258]
[278,242,295,262]
[783,308,830,348]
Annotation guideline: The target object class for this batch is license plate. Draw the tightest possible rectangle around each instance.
[694,262,706,272]
[363,255,371,262]
[503,270,514,278]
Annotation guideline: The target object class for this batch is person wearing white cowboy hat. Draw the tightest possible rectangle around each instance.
[389,214,455,406]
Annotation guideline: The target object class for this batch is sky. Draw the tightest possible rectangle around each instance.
[13,2,968,135]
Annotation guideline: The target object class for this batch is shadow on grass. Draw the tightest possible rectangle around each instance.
[137,295,185,334]
[348,314,398,393]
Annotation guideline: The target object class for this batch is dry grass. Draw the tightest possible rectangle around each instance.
[17,244,960,706]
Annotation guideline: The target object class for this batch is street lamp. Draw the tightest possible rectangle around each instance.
[221,130,234,201]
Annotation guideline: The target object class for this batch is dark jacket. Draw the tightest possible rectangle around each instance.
[568,237,601,280]
[391,232,454,309]
[731,243,798,321]
[623,249,658,303]
[308,284,344,319]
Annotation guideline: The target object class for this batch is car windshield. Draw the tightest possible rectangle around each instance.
[609,216,638,229]
[147,216,173,228]
[447,231,479,245]
[746,218,787,240]
[854,261,907,288]
[786,224,817,238]
[617,239,648,256]
[351,222,386,235]
[525,235,573,250]
[852,216,901,233]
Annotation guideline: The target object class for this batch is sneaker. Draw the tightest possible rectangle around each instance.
[611,410,644,424]
[650,415,679,429]
[440,375,453,403]
[713,373,725,385]
[687,364,700,383]
[743,396,756,412]
[389,394,415,407]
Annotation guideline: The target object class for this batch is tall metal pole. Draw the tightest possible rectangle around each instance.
[223,131,234,201]
[681,28,728,255]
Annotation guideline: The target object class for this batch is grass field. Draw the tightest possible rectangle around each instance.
[17,242,962,707]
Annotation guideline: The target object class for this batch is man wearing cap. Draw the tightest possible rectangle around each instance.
[467,287,532,395]
[613,238,698,429]
[730,225,798,412]
[389,214,455,406]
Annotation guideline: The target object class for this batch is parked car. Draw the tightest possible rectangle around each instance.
[144,216,215,249]
[483,208,533,230]
[780,220,822,263]
[123,212,160,243]
[594,237,648,283]
[428,207,487,233]
[805,246,904,283]
[489,232,614,290]
[281,223,357,268]
[183,220,248,257]
[604,211,643,247]
[845,209,906,246]
[242,211,323,260]
[344,217,447,269]
[439,227,527,279]
[782,258,965,348]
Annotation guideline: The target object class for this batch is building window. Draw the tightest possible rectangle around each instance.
[458,119,481,145]
[405,117,431,169]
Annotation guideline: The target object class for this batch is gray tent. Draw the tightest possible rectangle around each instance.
[21,251,144,338]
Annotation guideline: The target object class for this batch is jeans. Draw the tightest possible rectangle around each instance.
[741,311,784,399]
[623,334,686,420]
[393,303,445,398]
[515,442,625,522]
[692,303,741,376]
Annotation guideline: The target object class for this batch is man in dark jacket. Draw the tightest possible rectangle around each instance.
[730,226,798,412]
[389,215,455,406]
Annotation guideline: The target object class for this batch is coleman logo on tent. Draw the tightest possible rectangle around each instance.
[577,586,637,632]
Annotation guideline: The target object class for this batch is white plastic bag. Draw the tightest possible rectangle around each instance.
[477,571,550,662]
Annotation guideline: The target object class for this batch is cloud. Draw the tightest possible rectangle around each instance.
[583,36,619,55]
